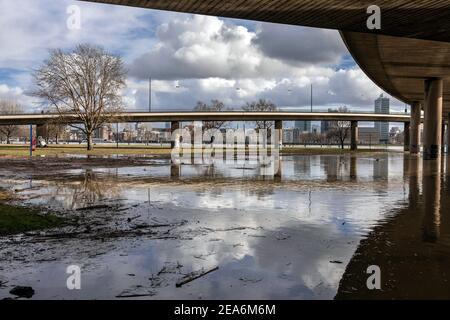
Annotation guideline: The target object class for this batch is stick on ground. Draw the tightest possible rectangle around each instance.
[176,266,219,288]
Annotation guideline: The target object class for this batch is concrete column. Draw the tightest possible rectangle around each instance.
[350,121,358,151]
[350,156,357,181]
[410,102,421,154]
[170,161,181,179]
[442,123,446,153]
[423,78,443,160]
[274,120,283,150]
[170,121,180,149]
[422,159,441,242]
[447,115,450,153]
[404,122,410,152]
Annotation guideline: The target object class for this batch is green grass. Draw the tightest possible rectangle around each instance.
[0,202,66,236]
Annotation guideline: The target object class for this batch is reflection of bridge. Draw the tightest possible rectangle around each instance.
[81,0,450,159]
[336,156,450,299]
[0,111,413,151]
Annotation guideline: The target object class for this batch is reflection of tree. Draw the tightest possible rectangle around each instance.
[45,169,122,209]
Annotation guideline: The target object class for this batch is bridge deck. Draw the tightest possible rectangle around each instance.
[0,112,411,126]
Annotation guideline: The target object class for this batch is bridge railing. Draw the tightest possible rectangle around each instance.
[15,108,410,116]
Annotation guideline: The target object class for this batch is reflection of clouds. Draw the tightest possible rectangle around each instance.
[0,154,412,299]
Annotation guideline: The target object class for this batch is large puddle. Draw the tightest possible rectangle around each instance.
[0,153,449,299]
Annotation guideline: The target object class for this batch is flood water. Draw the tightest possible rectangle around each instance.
[0,153,449,299]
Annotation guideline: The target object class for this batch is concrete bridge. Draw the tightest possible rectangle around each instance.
[79,0,450,159]
[0,111,413,151]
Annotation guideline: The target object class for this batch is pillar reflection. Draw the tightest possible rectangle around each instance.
[422,157,441,242]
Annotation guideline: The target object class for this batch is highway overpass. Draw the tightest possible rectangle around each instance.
[78,0,450,159]
[0,111,411,126]
[0,111,413,152]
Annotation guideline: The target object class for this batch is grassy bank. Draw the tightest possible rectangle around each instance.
[0,189,66,236]
[0,144,400,157]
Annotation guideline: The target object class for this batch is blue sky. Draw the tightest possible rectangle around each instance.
[0,0,406,117]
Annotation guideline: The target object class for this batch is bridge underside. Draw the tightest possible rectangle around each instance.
[341,31,450,116]
[81,1,450,42]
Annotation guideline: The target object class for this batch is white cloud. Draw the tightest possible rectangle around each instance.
[0,1,405,113]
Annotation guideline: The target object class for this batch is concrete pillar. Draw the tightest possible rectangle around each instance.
[170,121,180,149]
[447,115,450,153]
[274,120,283,150]
[274,156,282,181]
[170,161,181,179]
[422,159,441,242]
[350,121,358,151]
[404,121,410,152]
[410,102,421,154]
[423,78,443,160]
[442,123,446,153]
[350,156,357,181]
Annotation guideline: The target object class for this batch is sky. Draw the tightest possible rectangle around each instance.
[0,0,407,121]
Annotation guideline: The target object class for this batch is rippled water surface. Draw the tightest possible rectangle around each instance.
[0,153,449,299]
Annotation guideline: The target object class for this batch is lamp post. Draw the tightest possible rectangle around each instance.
[149,77,152,113]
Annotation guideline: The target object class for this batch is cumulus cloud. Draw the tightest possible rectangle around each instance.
[252,23,347,66]
[0,0,404,114]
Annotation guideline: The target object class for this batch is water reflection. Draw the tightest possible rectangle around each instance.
[1,153,449,299]
[336,155,450,299]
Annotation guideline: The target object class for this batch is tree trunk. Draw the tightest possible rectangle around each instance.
[87,132,93,151]
[6,134,11,145]
[340,140,345,149]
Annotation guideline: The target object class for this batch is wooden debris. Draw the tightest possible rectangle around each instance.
[176,266,219,288]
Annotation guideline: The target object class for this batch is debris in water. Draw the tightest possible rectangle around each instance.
[9,286,35,298]
[176,266,219,288]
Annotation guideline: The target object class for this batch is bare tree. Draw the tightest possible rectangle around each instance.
[194,100,228,130]
[242,99,277,130]
[327,106,351,149]
[0,101,23,144]
[32,44,127,150]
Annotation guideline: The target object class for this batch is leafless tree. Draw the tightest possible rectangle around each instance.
[195,100,228,130]
[242,99,277,131]
[327,106,351,149]
[32,44,127,150]
[0,101,23,144]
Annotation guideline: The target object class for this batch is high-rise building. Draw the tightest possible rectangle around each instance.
[295,121,311,133]
[321,108,337,134]
[375,94,390,143]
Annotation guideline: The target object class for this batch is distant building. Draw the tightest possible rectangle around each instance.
[311,123,320,134]
[94,125,112,141]
[375,94,390,143]
[283,128,295,144]
[321,108,337,134]
[293,128,302,144]
[358,127,380,145]
[295,121,311,133]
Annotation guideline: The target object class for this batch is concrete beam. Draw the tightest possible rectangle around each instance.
[351,121,358,151]
[0,112,413,126]
[423,78,443,160]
